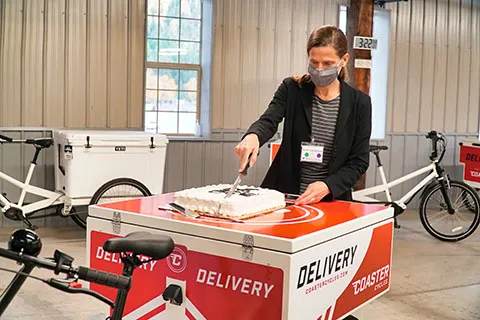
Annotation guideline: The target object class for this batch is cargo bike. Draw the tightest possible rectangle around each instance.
[0,131,168,229]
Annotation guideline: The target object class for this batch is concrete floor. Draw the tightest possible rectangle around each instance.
[0,210,478,320]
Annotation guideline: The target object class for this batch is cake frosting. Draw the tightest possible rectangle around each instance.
[173,184,286,219]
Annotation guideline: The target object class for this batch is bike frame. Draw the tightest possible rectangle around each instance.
[353,161,441,206]
[0,162,64,215]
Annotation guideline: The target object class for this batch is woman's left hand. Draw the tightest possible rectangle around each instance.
[295,182,331,205]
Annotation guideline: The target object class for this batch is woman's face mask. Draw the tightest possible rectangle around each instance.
[308,60,342,87]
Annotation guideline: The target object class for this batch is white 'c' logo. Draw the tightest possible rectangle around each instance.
[167,247,187,273]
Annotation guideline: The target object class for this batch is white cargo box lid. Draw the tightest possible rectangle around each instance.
[89,194,393,254]
[53,130,168,146]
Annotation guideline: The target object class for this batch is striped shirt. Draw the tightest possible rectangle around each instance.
[300,94,340,193]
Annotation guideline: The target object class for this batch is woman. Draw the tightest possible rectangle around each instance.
[235,25,372,207]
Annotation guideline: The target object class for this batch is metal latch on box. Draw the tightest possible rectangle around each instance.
[149,137,156,149]
[112,212,121,234]
[242,235,254,261]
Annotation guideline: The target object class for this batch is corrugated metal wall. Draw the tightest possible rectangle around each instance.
[0,0,145,129]
[211,0,350,129]
[212,0,480,132]
[385,0,480,134]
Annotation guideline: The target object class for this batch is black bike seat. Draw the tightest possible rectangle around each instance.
[103,232,174,260]
[369,145,389,152]
[26,138,54,148]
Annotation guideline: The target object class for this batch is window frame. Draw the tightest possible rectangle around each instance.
[144,0,204,136]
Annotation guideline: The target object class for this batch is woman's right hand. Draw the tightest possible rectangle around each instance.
[234,134,260,172]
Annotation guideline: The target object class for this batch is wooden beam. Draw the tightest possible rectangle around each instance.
[347,0,374,191]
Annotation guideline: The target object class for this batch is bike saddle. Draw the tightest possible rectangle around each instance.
[369,145,389,152]
[103,232,174,261]
[26,138,54,148]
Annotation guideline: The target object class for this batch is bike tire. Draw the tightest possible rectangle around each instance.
[419,180,480,242]
[70,178,152,229]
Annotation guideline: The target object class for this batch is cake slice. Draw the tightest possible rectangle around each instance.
[173,184,286,220]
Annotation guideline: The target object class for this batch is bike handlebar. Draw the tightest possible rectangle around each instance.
[77,266,131,289]
[426,130,446,162]
[0,247,131,290]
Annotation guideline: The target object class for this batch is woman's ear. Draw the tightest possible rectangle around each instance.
[342,53,350,67]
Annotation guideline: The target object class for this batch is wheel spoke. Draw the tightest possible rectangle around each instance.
[427,211,451,226]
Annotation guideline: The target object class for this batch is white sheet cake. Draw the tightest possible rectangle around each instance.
[173,184,286,219]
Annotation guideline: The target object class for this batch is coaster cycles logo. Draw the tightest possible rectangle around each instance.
[167,246,188,273]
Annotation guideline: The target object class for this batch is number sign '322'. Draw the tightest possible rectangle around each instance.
[353,36,378,50]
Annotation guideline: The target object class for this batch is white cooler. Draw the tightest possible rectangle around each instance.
[87,195,394,320]
[53,130,168,203]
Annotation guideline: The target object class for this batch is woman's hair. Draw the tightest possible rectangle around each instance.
[293,25,349,87]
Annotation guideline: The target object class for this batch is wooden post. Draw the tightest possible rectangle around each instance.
[347,0,374,191]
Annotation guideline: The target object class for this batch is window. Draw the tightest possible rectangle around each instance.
[145,0,202,135]
[338,5,391,140]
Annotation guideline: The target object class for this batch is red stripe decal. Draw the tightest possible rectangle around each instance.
[324,307,331,319]
[137,303,166,320]
[186,308,196,320]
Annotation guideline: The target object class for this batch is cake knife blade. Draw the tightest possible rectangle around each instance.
[224,156,251,199]
[167,202,201,219]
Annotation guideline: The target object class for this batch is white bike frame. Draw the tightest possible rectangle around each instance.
[0,162,65,215]
[352,161,440,207]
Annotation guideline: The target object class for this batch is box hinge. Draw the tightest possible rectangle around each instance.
[112,211,121,234]
[85,136,92,149]
[242,234,254,261]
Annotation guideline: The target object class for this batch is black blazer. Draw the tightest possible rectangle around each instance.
[245,77,372,201]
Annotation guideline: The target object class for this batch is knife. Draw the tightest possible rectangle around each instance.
[224,154,252,199]
[217,154,253,214]
[167,203,201,219]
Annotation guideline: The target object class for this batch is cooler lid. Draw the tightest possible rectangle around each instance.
[53,130,168,146]
[88,194,393,254]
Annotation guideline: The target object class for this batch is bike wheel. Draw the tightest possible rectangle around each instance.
[70,178,152,229]
[69,206,89,229]
[419,180,480,241]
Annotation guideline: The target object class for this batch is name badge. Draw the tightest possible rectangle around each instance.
[300,143,324,163]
